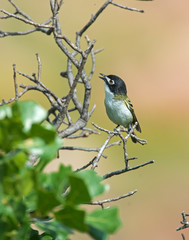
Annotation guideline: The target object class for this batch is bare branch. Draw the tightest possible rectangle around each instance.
[13,64,18,101]
[92,122,115,135]
[91,122,151,172]
[55,33,84,55]
[0,18,53,38]
[0,88,27,106]
[63,125,99,139]
[0,29,36,37]
[103,160,154,179]
[60,146,107,158]
[181,233,186,240]
[116,130,129,169]
[110,2,144,13]
[36,54,41,82]
[76,0,144,44]
[19,84,58,106]
[66,59,83,114]
[91,133,114,170]
[8,0,33,21]
[85,35,96,81]
[177,211,189,231]
[18,70,63,106]
[94,48,104,55]
[77,0,112,42]
[89,104,96,118]
[75,157,97,172]
[56,41,96,131]
[60,139,120,157]
[88,190,137,207]
[0,9,53,29]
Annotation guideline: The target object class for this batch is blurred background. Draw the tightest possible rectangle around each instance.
[1,0,189,239]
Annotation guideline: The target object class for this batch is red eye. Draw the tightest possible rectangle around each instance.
[109,79,115,85]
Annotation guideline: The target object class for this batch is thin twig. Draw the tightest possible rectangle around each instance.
[110,2,144,13]
[92,122,150,171]
[77,0,112,41]
[0,9,53,29]
[0,18,53,38]
[8,0,33,21]
[89,104,96,118]
[88,189,137,207]
[56,41,96,131]
[117,131,129,169]
[66,59,83,114]
[75,157,97,172]
[60,146,107,158]
[0,29,35,37]
[55,33,84,55]
[92,122,115,135]
[94,48,104,54]
[181,233,185,240]
[65,127,99,139]
[177,211,189,231]
[13,64,18,101]
[60,138,121,156]
[17,70,63,106]
[91,133,114,170]
[36,53,41,82]
[85,35,96,81]
[103,160,154,179]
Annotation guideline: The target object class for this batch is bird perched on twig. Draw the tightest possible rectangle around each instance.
[99,73,141,143]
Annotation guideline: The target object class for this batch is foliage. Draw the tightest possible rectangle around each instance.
[0,101,121,240]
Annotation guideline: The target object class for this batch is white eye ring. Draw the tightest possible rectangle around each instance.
[108,79,115,85]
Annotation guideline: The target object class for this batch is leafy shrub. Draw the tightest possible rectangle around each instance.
[0,101,121,240]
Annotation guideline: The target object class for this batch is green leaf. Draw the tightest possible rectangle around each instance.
[40,236,53,240]
[66,174,91,205]
[0,101,62,160]
[36,220,71,240]
[88,225,107,240]
[86,208,121,234]
[0,118,26,152]
[33,125,62,170]
[0,104,12,120]
[77,170,108,198]
[55,206,88,232]
[0,150,27,183]
[37,188,61,216]
[29,229,40,240]
[2,168,35,197]
[0,198,31,239]
[38,165,71,200]
[0,220,8,239]
[12,101,47,132]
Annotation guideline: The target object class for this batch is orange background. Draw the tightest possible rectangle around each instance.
[1,0,189,239]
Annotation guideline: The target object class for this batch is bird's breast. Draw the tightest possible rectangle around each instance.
[104,93,133,128]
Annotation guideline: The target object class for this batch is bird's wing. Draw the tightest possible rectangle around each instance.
[124,97,141,133]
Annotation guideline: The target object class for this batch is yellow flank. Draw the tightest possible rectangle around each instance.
[114,95,133,111]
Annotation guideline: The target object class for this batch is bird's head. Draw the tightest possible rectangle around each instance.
[99,73,127,96]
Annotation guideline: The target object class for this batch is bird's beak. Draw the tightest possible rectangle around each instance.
[99,73,107,81]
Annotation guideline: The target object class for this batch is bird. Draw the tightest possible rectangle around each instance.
[99,73,141,143]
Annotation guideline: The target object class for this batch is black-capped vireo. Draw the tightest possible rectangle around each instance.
[99,73,141,143]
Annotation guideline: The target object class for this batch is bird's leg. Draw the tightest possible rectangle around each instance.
[114,125,120,132]
[128,124,137,143]
[128,124,132,133]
